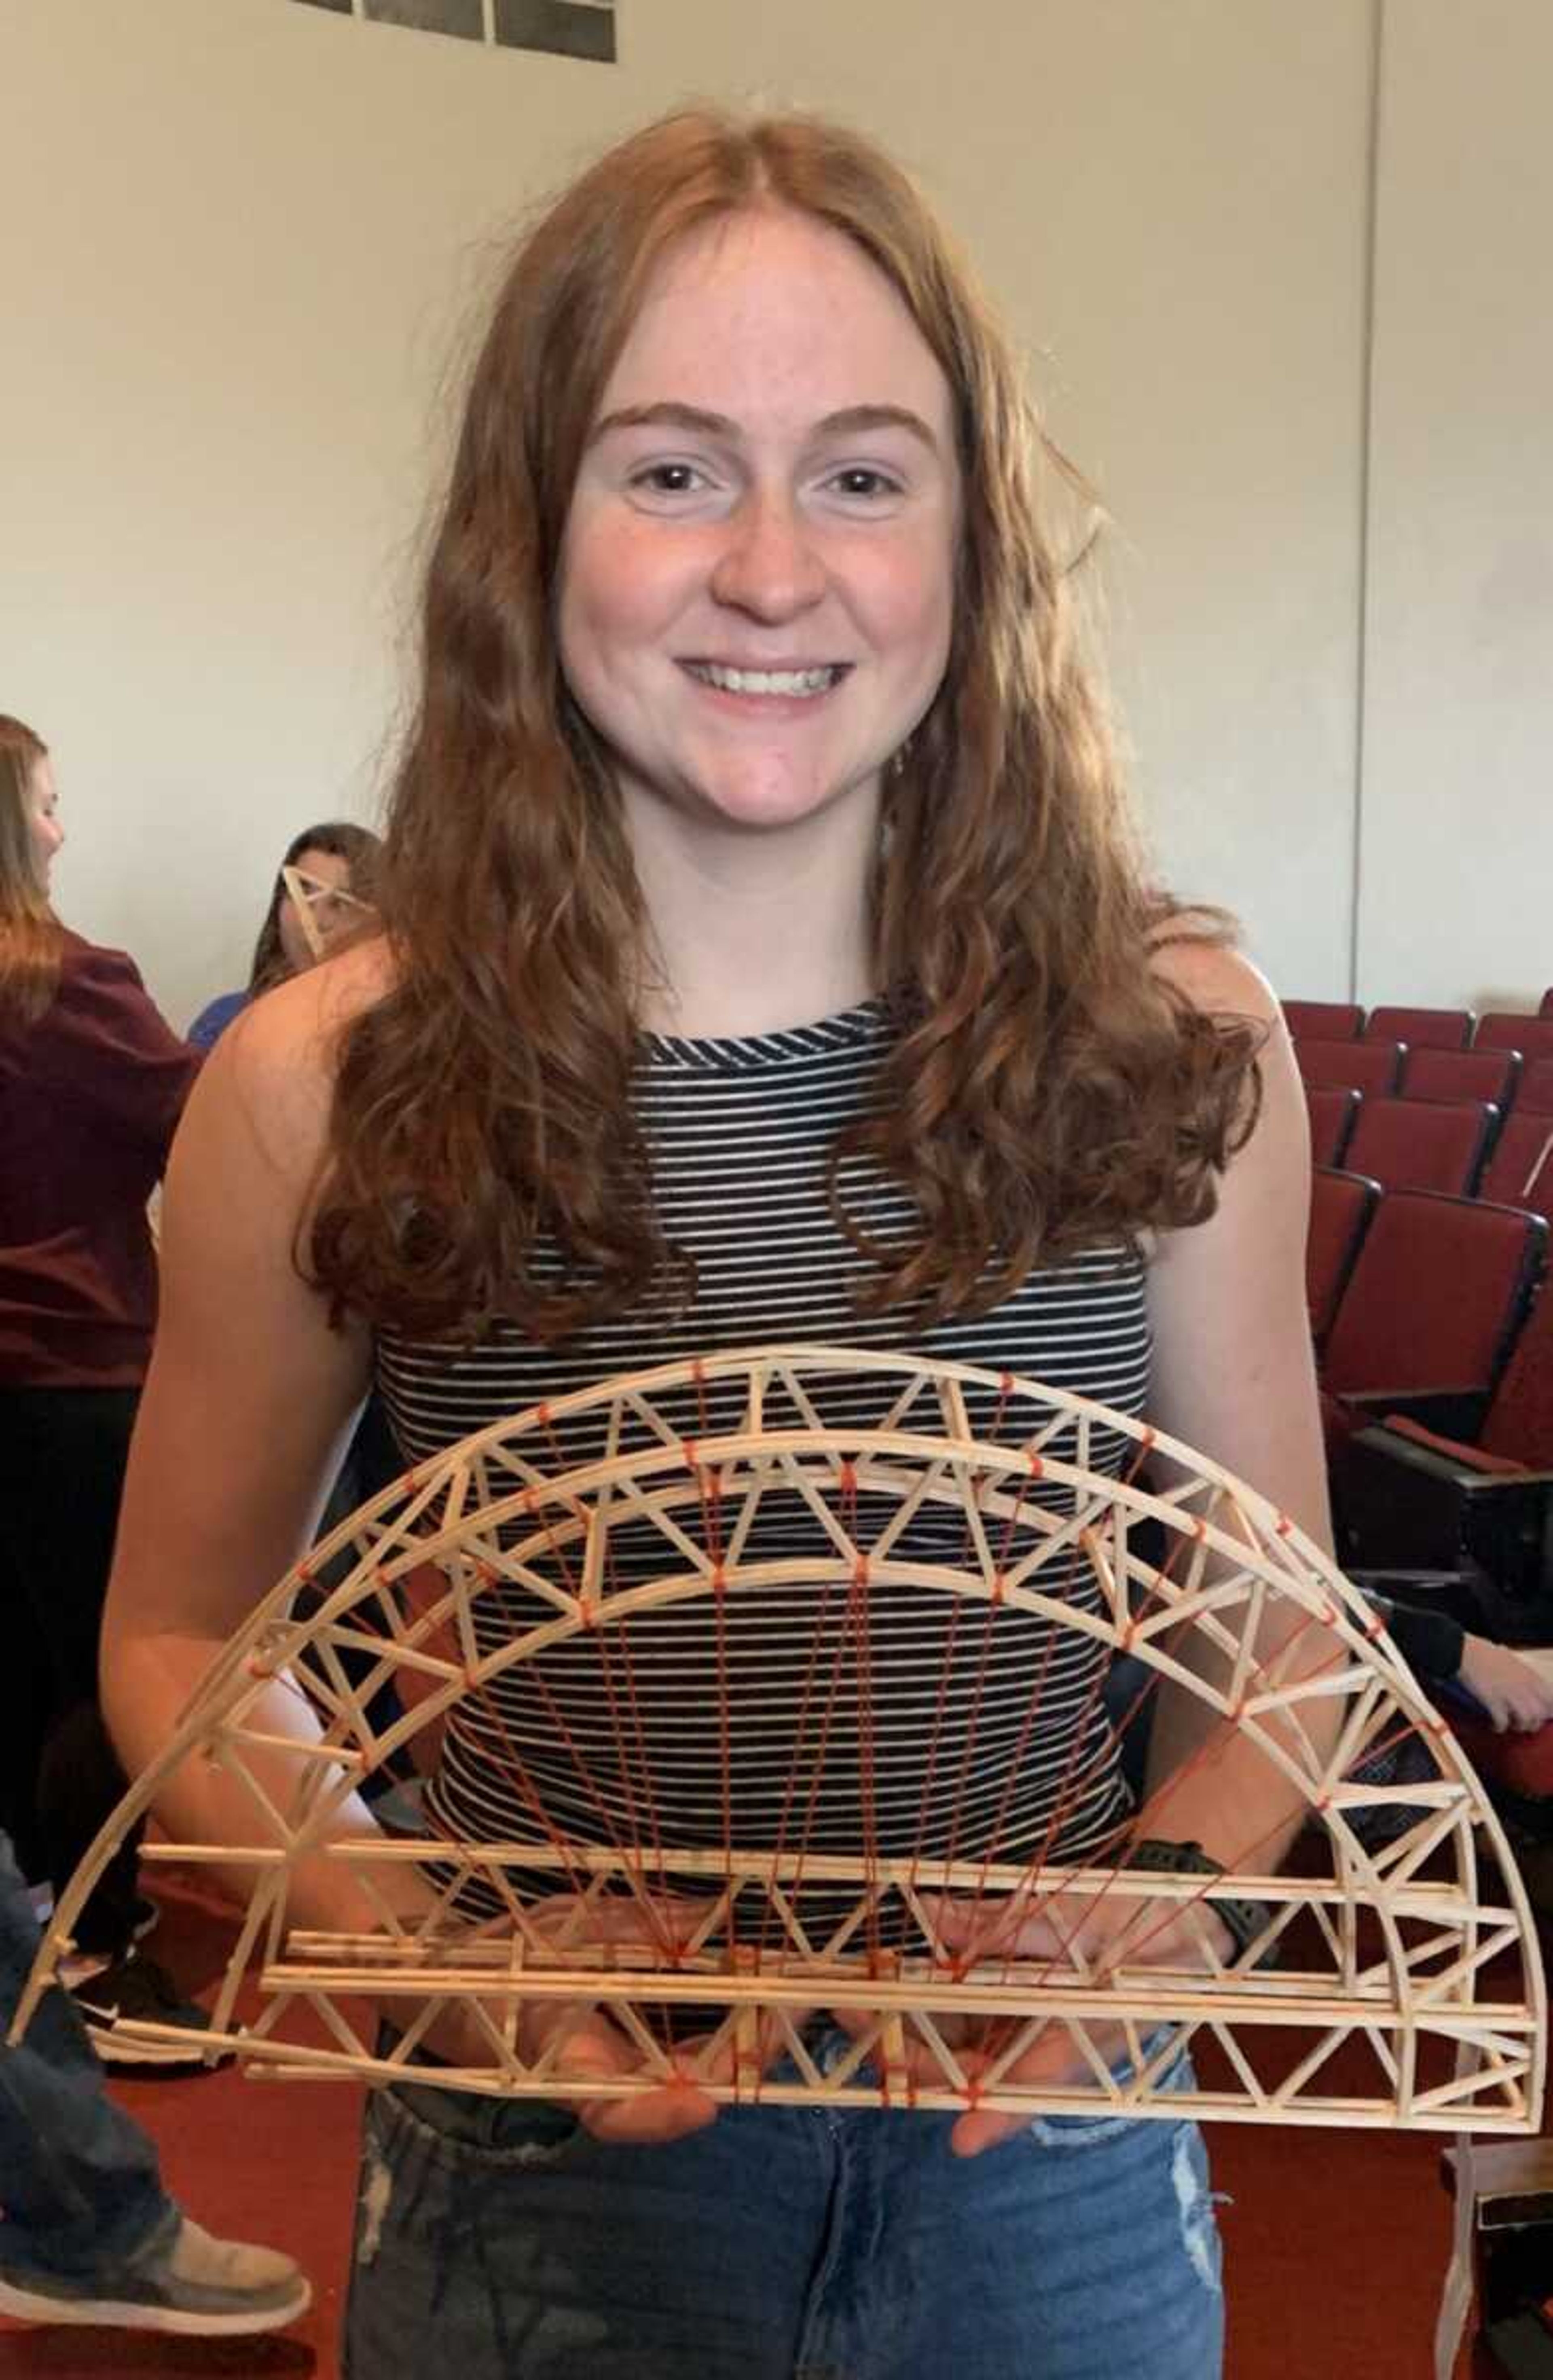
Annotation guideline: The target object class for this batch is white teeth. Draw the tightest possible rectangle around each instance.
[688,663,841,697]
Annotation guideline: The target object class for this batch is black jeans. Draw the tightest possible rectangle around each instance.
[0,1387,144,1955]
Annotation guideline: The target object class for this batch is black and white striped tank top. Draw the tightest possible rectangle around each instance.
[376,997,1150,1904]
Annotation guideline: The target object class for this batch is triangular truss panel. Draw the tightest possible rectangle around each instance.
[18,1346,1544,2132]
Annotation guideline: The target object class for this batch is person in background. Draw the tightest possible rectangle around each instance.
[187,819,380,1050]
[0,714,209,2063]
[0,1824,311,2337]
[1369,1595,1553,1733]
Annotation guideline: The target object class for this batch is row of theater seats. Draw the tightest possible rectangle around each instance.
[1298,1038,1553,1108]
[1292,993,1553,1817]
[1312,1170,1552,1630]
[1284,992,1553,1048]
[1300,996,1553,1451]
[1302,1080,1553,1205]
[1285,995,1553,1205]
[1307,1172,1552,1633]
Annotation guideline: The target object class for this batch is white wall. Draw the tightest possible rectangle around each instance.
[1359,0,1553,1012]
[6,0,1535,1031]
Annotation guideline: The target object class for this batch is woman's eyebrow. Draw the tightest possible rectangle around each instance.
[815,404,942,456]
[588,402,736,445]
[588,400,942,455]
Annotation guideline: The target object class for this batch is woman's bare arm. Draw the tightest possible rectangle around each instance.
[1142,941,1340,1873]
[99,945,425,1929]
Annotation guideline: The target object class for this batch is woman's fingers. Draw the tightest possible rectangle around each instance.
[921,1882,1230,1976]
[917,1888,1068,1964]
[950,2103,1033,2157]
[948,2021,1132,2158]
[562,2028,719,2142]
[578,2081,721,2144]
[920,1885,1159,1972]
[527,1889,718,1955]
[531,2010,719,2141]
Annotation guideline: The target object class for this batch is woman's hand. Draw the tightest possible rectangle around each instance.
[1458,1636,1553,1734]
[408,1892,805,2145]
[899,1883,1234,2158]
[427,1988,720,2144]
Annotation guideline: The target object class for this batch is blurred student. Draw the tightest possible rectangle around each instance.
[0,714,208,2059]
[0,1824,310,2336]
[187,820,379,1050]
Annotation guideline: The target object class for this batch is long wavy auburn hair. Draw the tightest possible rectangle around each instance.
[0,715,63,1027]
[311,110,1263,1343]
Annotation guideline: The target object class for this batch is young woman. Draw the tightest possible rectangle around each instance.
[186,820,379,1050]
[0,716,211,2059]
[102,113,1332,2378]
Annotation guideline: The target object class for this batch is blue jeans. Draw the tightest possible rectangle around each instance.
[0,1828,174,2278]
[345,2040,1223,2378]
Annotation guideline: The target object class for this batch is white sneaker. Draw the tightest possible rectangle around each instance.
[0,2216,311,2336]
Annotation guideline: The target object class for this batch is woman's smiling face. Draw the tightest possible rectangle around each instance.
[558,206,960,847]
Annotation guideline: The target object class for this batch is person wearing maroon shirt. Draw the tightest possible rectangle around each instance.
[0,714,208,2059]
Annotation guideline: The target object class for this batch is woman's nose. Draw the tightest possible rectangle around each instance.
[708,493,827,621]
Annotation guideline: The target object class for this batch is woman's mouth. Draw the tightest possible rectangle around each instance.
[681,662,848,699]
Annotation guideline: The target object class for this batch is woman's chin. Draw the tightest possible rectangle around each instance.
[673,769,881,841]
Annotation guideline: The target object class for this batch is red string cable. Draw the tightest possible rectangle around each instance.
[841,1464,884,1976]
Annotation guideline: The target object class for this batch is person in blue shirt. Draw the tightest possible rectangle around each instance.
[187,820,379,1050]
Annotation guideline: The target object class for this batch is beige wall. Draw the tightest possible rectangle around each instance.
[1359,0,1553,1013]
[3,0,1541,1030]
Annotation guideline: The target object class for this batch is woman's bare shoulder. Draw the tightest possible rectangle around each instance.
[191,934,396,1174]
[1148,922,1279,1026]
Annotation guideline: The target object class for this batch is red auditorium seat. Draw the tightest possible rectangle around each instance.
[1540,988,1553,1018]
[1345,1097,1496,1197]
[1479,1114,1553,1212]
[1295,1038,1406,1097]
[1303,1083,1360,1168]
[1282,999,1363,1040]
[1364,1005,1473,1051]
[1521,1058,1553,1115]
[1401,1045,1520,1109]
[1341,1276,1553,1635]
[1306,1167,1380,1350]
[1476,1013,1553,1062]
[1320,1189,1545,1451]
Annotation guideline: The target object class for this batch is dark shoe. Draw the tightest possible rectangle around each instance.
[0,2216,310,2336]
[69,1950,229,2070]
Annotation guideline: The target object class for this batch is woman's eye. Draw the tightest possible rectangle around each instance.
[630,462,705,496]
[829,467,901,500]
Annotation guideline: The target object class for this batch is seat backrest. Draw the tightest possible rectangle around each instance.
[1303,1083,1360,1168]
[1542,988,1553,1019]
[1364,1005,1472,1051]
[1520,1057,1553,1116]
[1475,1013,1553,1061]
[1346,1097,1496,1197]
[1482,1280,1553,1468]
[1306,1167,1380,1346]
[1401,1044,1519,1108]
[1480,1113,1553,1213]
[1283,999,1364,1041]
[1295,1038,1406,1096]
[1322,1188,1546,1400]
